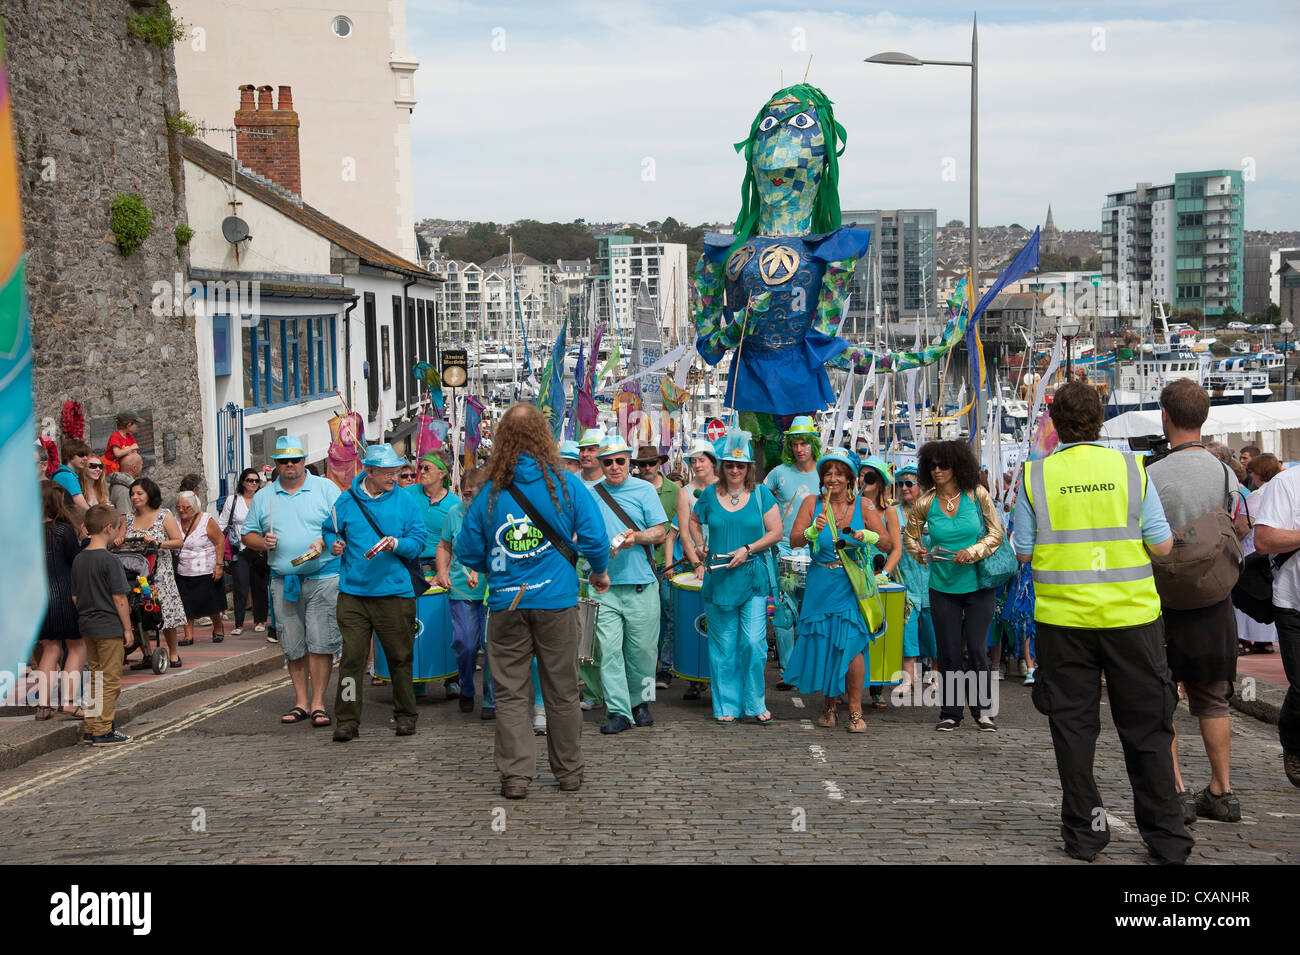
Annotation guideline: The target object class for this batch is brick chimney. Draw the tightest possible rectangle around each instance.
[234,83,302,197]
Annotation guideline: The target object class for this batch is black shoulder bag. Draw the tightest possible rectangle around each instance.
[348,490,429,597]
[1231,493,1299,624]
[595,483,658,578]
[505,484,577,566]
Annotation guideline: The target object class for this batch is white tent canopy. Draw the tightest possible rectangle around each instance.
[1102,400,1300,460]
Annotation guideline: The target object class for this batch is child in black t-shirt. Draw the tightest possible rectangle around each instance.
[70,505,133,744]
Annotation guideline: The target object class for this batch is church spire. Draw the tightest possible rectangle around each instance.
[1045,205,1056,232]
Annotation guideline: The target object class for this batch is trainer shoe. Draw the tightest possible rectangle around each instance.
[1194,787,1241,823]
[1176,790,1197,826]
[655,670,671,689]
[579,698,599,711]
[91,730,132,745]
[459,696,475,713]
[480,706,496,721]
[1023,668,1037,686]
[1285,751,1300,789]
[532,705,547,736]
[976,716,997,732]
[936,718,960,732]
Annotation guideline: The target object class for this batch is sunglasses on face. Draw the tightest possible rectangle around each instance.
[400,473,416,480]
[279,458,304,465]
[723,462,748,470]
[930,463,950,471]
[899,480,916,488]
[244,477,259,484]
[87,463,103,470]
[418,464,442,473]
[602,457,627,467]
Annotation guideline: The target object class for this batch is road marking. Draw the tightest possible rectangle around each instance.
[0,678,289,808]
[791,696,805,709]
[822,780,843,801]
[808,745,827,763]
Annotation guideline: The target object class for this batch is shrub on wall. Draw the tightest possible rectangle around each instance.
[111,194,154,256]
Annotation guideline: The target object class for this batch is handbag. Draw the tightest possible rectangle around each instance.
[1230,494,1296,624]
[348,490,429,598]
[825,499,886,635]
[761,551,796,629]
[972,492,1018,591]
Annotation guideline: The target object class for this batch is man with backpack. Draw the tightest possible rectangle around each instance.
[1146,380,1248,824]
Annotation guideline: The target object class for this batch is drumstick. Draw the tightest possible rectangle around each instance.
[508,587,525,611]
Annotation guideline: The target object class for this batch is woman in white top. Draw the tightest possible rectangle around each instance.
[218,468,269,634]
[175,490,227,645]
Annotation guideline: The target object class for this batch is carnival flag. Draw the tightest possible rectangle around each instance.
[537,317,569,439]
[464,395,486,458]
[566,340,584,441]
[0,18,44,683]
[904,368,922,448]
[596,334,621,391]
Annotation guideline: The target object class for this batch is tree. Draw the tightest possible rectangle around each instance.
[416,232,430,258]
[1009,222,1024,230]
[1082,254,1101,271]
[661,216,682,235]
[946,218,964,228]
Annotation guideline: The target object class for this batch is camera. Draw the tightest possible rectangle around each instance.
[1127,434,1171,463]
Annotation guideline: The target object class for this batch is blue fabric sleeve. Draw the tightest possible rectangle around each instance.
[570,474,611,573]
[1011,481,1036,555]
[456,488,489,573]
[243,491,266,537]
[757,484,777,514]
[1140,479,1172,546]
[393,497,427,559]
[53,468,82,499]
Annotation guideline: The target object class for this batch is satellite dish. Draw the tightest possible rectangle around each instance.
[221,216,250,244]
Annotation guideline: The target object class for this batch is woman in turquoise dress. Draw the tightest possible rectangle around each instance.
[783,447,888,734]
[689,430,783,724]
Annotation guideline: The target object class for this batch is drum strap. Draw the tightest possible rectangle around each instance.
[505,484,577,566]
[595,483,658,574]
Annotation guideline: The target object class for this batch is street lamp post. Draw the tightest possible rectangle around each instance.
[1061,319,1081,383]
[867,13,979,445]
[1282,319,1295,401]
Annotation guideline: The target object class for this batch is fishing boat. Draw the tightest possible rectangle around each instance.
[1206,358,1272,403]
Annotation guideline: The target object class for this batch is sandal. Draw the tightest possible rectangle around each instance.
[847,711,867,733]
[34,706,54,721]
[817,701,837,728]
[309,709,332,728]
[754,711,774,725]
[715,716,738,725]
[281,706,310,724]
[59,706,85,720]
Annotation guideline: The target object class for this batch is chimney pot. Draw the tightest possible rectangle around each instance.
[256,85,273,110]
[238,84,256,110]
[278,85,293,111]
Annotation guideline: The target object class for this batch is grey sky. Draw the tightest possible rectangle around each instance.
[408,2,1299,230]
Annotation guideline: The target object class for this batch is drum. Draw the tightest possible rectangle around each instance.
[865,583,906,687]
[778,553,810,591]
[374,581,458,683]
[576,597,599,664]
[669,572,710,682]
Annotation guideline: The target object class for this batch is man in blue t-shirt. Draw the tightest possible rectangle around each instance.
[590,435,669,735]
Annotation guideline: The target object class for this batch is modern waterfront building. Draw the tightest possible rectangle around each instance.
[839,209,937,335]
[593,236,689,345]
[1102,170,1244,318]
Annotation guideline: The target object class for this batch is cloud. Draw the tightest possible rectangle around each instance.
[408,5,1299,230]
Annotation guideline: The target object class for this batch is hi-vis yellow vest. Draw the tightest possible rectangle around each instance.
[1024,444,1161,629]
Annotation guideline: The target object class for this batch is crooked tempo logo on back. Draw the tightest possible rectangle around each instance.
[49,885,151,935]
[494,514,547,558]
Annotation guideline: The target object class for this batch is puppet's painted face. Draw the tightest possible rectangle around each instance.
[751,100,826,215]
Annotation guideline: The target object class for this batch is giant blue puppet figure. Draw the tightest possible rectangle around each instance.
[694,84,971,418]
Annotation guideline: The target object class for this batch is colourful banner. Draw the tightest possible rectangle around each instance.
[464,395,486,458]
[0,19,45,683]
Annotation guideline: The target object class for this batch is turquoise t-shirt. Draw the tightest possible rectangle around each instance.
[926,492,982,594]
[592,476,668,586]
[405,483,456,559]
[242,474,342,579]
[51,465,83,501]
[764,464,820,555]
[694,484,777,610]
[439,498,487,601]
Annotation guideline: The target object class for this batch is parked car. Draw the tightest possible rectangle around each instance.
[1227,321,1249,330]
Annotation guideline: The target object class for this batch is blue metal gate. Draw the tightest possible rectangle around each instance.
[216,401,245,499]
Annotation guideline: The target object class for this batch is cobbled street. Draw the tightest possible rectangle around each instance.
[1,667,1295,864]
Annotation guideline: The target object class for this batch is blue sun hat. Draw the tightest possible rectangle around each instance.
[597,434,633,458]
[578,428,605,448]
[558,440,580,461]
[816,445,860,478]
[718,427,754,465]
[785,415,817,437]
[895,462,919,480]
[271,435,307,460]
[860,455,894,485]
[362,443,404,469]
[686,438,719,463]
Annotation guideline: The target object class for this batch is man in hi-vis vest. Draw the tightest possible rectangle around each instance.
[1012,381,1192,865]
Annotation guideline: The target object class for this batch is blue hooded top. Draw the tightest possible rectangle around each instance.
[323,472,428,598]
[456,453,611,611]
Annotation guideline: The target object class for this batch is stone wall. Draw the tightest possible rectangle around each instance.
[7,0,204,496]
